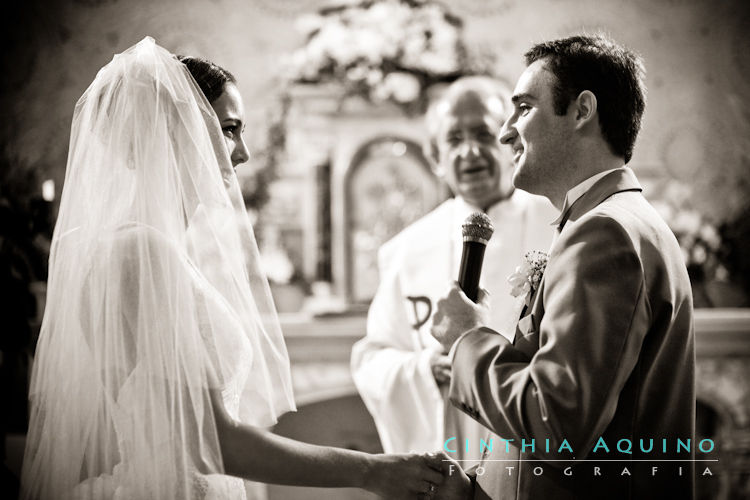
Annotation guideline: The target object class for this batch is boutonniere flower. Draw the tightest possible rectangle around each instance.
[508,251,549,304]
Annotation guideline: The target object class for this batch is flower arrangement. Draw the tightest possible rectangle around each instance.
[652,201,728,284]
[650,198,750,307]
[284,0,493,114]
[508,251,549,304]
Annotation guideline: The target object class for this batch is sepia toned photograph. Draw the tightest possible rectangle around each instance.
[2,0,749,499]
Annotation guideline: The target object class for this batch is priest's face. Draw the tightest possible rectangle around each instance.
[434,91,514,209]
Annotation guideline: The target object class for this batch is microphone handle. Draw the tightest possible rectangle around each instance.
[458,241,487,302]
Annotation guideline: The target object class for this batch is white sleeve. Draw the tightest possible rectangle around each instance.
[350,246,444,453]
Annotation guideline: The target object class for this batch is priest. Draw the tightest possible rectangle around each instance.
[351,76,556,463]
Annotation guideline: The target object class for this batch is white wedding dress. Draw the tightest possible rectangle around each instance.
[21,38,294,500]
[57,223,265,500]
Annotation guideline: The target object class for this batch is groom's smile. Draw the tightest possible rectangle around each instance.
[511,144,524,164]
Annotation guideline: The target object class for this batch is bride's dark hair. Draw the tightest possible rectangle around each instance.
[178,55,236,103]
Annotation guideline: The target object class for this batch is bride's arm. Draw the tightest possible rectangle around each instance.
[210,391,444,499]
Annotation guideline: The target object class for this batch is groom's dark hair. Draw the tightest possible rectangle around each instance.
[525,34,646,164]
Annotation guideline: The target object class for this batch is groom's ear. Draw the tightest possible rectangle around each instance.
[572,90,597,130]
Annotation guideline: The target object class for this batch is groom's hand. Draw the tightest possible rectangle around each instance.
[431,282,489,353]
[435,452,472,499]
[430,353,452,386]
[365,452,443,499]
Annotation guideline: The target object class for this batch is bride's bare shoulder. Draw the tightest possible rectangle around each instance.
[83,223,187,276]
[110,222,180,253]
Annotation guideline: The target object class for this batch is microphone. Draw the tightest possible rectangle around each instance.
[458,212,494,302]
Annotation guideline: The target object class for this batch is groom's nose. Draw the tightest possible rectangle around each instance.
[499,118,516,146]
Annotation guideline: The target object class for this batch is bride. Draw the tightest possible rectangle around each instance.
[20,37,445,500]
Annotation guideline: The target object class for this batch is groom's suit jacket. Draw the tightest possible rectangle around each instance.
[449,168,695,499]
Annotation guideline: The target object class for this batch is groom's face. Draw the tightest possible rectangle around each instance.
[500,59,572,197]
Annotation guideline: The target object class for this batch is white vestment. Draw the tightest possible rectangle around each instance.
[351,191,556,463]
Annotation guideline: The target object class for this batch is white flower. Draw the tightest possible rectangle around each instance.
[366,68,383,86]
[507,251,549,301]
[286,48,323,81]
[370,81,391,103]
[419,52,459,75]
[354,29,387,65]
[382,72,421,103]
[285,0,476,110]
[699,224,721,250]
[320,22,358,66]
[508,261,533,297]
[346,64,369,82]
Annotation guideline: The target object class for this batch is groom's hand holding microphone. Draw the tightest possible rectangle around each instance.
[425,213,493,499]
[431,213,493,353]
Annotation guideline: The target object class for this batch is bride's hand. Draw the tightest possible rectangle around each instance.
[364,452,445,499]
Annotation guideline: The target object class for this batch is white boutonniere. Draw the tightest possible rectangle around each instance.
[508,251,549,305]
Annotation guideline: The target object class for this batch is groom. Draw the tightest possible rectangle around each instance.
[430,35,694,499]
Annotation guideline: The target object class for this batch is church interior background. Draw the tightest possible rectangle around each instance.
[2,0,749,498]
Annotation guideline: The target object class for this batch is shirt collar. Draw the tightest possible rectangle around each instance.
[550,167,625,226]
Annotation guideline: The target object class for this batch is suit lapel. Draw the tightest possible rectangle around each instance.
[513,276,544,357]
[512,167,642,355]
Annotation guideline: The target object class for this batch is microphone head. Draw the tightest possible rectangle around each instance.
[462,212,494,244]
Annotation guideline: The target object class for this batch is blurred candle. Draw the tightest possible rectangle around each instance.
[42,179,55,201]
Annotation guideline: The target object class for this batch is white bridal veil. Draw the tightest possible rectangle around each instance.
[21,37,295,499]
